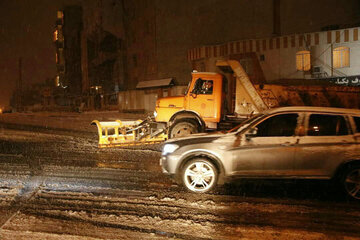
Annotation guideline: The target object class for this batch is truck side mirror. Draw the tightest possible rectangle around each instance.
[245,127,257,141]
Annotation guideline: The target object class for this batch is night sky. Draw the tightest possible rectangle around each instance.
[0,0,81,107]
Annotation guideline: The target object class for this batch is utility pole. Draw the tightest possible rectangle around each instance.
[273,0,281,36]
[17,57,23,111]
[331,44,333,77]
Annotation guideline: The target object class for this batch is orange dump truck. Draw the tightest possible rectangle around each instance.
[92,60,360,147]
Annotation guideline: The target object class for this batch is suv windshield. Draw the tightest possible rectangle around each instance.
[227,113,264,133]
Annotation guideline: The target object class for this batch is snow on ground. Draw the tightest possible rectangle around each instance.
[0,112,360,239]
[4,185,359,240]
[0,128,73,142]
[0,187,20,204]
[0,229,104,240]
[0,173,30,204]
[0,111,147,133]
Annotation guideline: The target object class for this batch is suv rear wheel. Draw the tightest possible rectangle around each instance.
[182,158,218,193]
[342,165,360,200]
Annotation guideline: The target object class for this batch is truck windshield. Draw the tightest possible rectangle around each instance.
[227,113,264,133]
[184,81,191,95]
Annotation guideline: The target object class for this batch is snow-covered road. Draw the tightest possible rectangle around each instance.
[0,125,359,239]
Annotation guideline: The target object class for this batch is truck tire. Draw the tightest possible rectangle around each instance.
[182,158,218,193]
[168,118,200,139]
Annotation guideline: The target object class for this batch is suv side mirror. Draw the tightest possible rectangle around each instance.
[245,127,257,141]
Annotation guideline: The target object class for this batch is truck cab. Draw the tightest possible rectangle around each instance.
[155,72,223,138]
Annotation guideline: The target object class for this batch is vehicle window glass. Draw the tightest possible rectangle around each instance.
[192,78,213,95]
[307,114,348,136]
[255,114,298,137]
[353,116,360,133]
[228,114,264,133]
[184,81,191,95]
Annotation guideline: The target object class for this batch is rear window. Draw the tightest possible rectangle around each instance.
[353,116,360,133]
[307,114,348,136]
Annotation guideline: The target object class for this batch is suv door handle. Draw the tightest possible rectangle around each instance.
[207,99,214,101]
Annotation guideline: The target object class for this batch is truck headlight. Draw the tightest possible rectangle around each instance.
[162,144,179,155]
[154,110,157,118]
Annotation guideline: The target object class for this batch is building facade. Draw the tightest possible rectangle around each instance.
[188,27,360,84]
[54,6,83,96]
[82,0,125,95]
[53,0,360,111]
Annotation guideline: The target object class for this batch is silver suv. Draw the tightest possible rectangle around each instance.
[160,106,360,200]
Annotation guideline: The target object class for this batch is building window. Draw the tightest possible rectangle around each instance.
[56,11,64,25]
[296,50,310,71]
[53,29,58,41]
[57,11,63,19]
[333,46,350,68]
[55,75,60,87]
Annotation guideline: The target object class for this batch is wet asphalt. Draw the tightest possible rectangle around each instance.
[0,123,359,239]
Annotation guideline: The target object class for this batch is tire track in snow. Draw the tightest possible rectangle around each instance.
[18,186,360,238]
[0,175,45,229]
[21,208,213,240]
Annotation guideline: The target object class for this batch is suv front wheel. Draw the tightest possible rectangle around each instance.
[342,165,360,200]
[182,158,218,193]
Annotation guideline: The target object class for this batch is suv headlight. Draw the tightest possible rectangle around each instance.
[154,110,157,118]
[162,144,179,155]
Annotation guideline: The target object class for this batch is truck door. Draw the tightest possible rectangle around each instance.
[188,78,216,119]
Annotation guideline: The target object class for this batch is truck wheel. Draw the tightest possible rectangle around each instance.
[182,158,218,193]
[342,165,360,200]
[168,118,199,139]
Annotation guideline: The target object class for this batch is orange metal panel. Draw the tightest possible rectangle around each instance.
[186,72,223,122]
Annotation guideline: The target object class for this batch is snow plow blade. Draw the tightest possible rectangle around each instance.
[91,118,167,148]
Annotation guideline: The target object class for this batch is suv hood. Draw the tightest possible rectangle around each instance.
[165,132,235,147]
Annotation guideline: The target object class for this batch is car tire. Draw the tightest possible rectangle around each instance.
[168,118,200,139]
[341,165,360,200]
[182,158,218,193]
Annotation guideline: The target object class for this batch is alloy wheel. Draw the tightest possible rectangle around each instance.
[183,160,216,193]
[344,168,360,200]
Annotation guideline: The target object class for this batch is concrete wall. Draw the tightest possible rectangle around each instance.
[118,86,187,112]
